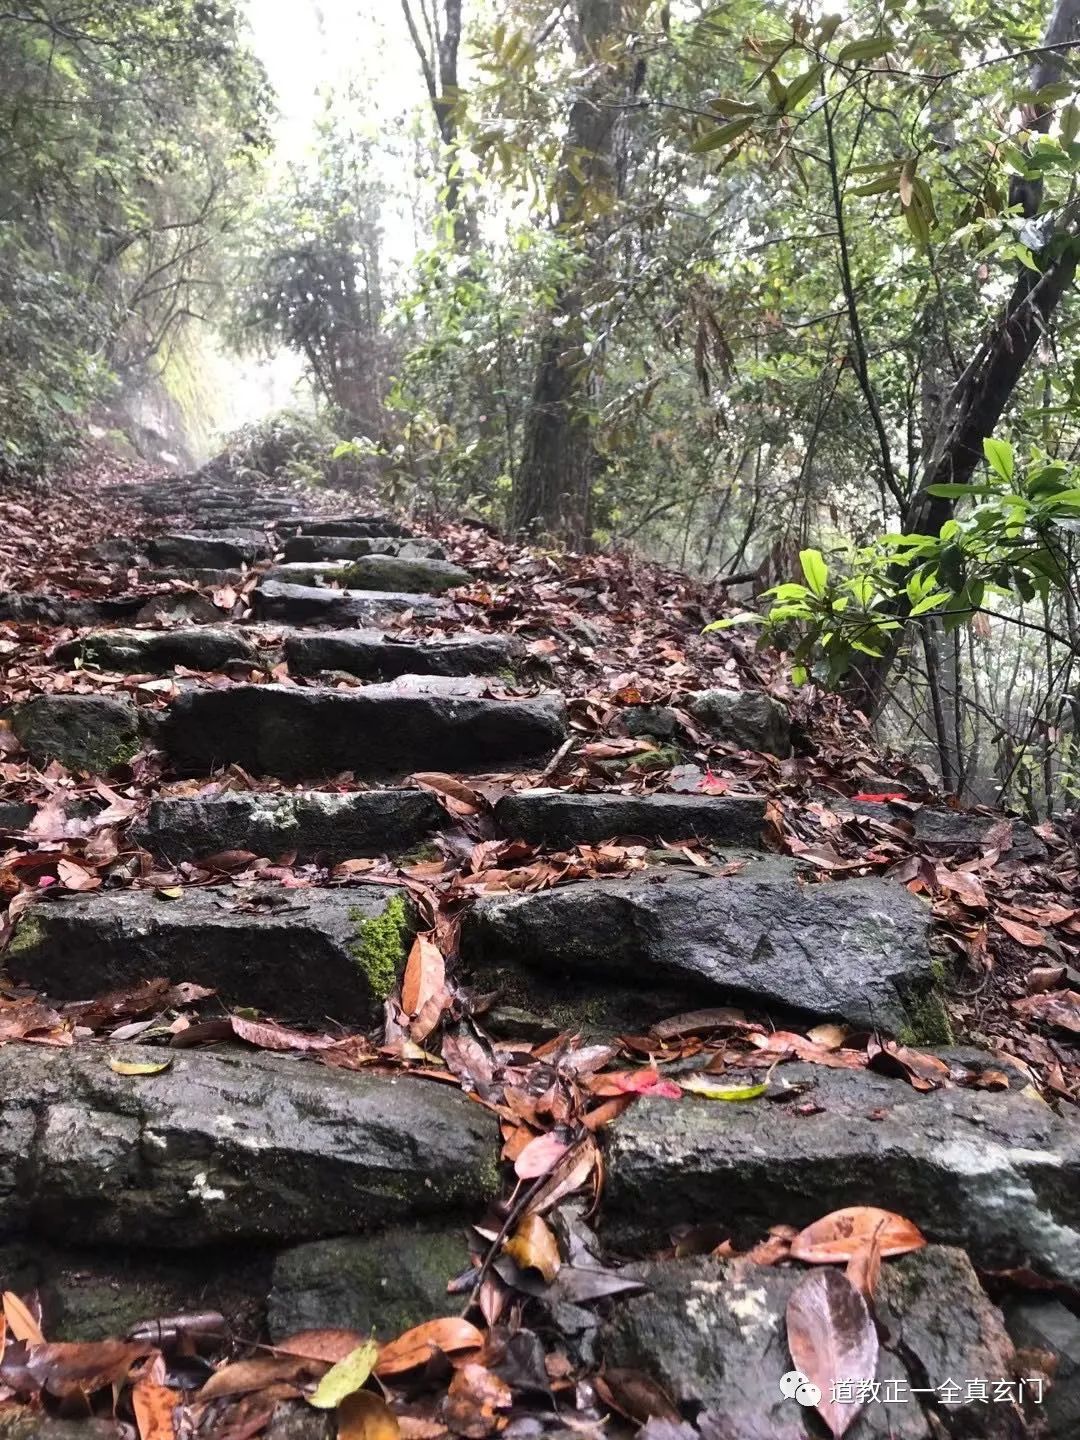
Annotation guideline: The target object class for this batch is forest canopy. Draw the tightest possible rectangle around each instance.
[4,0,1080,818]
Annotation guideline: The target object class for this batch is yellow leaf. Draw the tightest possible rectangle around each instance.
[109,1057,172,1076]
[308,1339,379,1410]
[679,1076,769,1101]
[338,1389,401,1440]
[503,1213,561,1282]
[3,1290,45,1344]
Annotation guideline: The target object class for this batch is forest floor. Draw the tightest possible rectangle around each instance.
[0,448,1077,1439]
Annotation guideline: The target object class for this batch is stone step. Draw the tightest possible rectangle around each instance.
[837,796,1048,862]
[11,695,142,772]
[146,531,271,569]
[263,555,470,595]
[52,626,258,672]
[284,628,519,680]
[604,1247,1024,1440]
[603,1053,1080,1286]
[0,1044,499,1247]
[277,514,412,538]
[137,788,445,862]
[8,884,415,1025]
[460,865,938,1033]
[283,534,446,563]
[251,579,445,626]
[0,592,147,626]
[141,567,244,587]
[158,684,568,780]
[493,789,767,846]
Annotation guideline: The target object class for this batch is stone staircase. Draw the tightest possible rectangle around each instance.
[1,469,1078,1436]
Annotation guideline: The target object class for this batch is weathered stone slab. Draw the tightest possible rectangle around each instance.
[0,592,147,626]
[159,684,567,781]
[285,628,518,681]
[268,1226,466,1341]
[686,688,792,756]
[1006,1298,1080,1437]
[601,1248,1019,1439]
[10,694,141,772]
[251,580,444,626]
[133,590,221,625]
[333,555,469,594]
[461,867,935,1033]
[0,1045,499,1246]
[53,626,257,673]
[8,885,415,1025]
[277,515,412,538]
[137,788,445,862]
[146,531,270,569]
[283,535,446,563]
[604,1057,1080,1284]
[840,798,1047,862]
[493,790,766,847]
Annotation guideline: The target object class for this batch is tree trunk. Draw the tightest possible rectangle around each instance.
[512,0,632,544]
[400,0,476,250]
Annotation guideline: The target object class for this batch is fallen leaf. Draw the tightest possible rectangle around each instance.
[339,1389,402,1440]
[273,1330,370,1364]
[503,1213,561,1283]
[3,1292,44,1345]
[790,1208,927,1264]
[514,1132,568,1181]
[376,1319,485,1377]
[402,934,446,1018]
[786,1268,879,1438]
[998,918,1047,949]
[230,1016,335,1052]
[133,1355,179,1440]
[1012,990,1080,1035]
[308,1338,379,1409]
[108,1057,172,1076]
[680,1075,768,1101]
[595,1368,681,1424]
[27,1339,149,1398]
[199,1353,320,1400]
[444,1362,512,1437]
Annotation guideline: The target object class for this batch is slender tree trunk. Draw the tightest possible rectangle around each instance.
[512,0,634,545]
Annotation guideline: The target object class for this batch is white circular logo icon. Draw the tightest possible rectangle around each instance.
[779,1369,822,1406]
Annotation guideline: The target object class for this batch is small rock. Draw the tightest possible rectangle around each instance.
[624,705,678,739]
[252,580,444,627]
[284,628,519,681]
[53,626,257,673]
[147,531,270,569]
[686,688,792,757]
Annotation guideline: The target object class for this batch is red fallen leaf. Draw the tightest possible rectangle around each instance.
[998,917,1047,949]
[786,1268,879,1438]
[198,850,260,873]
[198,1353,322,1399]
[514,1131,569,1180]
[590,1067,682,1099]
[229,1016,336,1052]
[57,857,101,892]
[1012,990,1080,1035]
[401,934,446,1018]
[26,1338,150,1397]
[866,1037,951,1091]
[132,1353,178,1440]
[375,1318,485,1377]
[846,1219,886,1303]
[273,1329,370,1364]
[595,1367,681,1424]
[791,1207,926,1264]
[445,1361,513,1437]
[851,792,908,802]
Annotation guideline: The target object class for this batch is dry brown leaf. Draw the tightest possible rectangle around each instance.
[133,1355,179,1440]
[502,1213,561,1283]
[375,1319,485,1377]
[3,1291,44,1345]
[339,1389,402,1440]
[198,1353,320,1400]
[444,1362,512,1438]
[402,934,446,1018]
[791,1208,926,1264]
[273,1330,371,1364]
[786,1268,879,1438]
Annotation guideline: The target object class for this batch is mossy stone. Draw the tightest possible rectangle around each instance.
[11,694,141,773]
[349,894,410,1000]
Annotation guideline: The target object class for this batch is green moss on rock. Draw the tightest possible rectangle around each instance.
[6,912,43,958]
[349,895,410,1000]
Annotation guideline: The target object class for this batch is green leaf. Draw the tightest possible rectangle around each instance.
[783,63,823,112]
[925,483,1000,498]
[308,1340,380,1410]
[799,548,829,598]
[791,664,809,686]
[1041,488,1080,507]
[702,611,764,632]
[680,1076,769,1101]
[983,437,1014,482]
[909,591,952,616]
[691,117,754,153]
[837,36,894,64]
